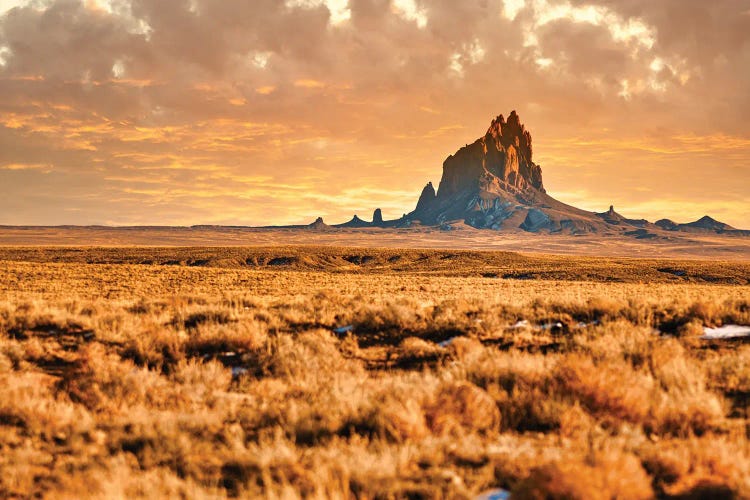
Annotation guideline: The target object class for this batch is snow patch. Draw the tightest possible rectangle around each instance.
[476,489,511,500]
[438,337,457,348]
[509,319,529,329]
[701,325,750,340]
[541,321,563,331]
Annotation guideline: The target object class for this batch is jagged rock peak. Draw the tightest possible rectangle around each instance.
[372,208,383,225]
[436,111,544,200]
[485,109,533,162]
[415,182,437,213]
[597,205,636,226]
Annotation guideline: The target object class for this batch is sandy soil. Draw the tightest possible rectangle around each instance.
[0,225,748,259]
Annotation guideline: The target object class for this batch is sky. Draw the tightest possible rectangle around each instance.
[0,0,749,227]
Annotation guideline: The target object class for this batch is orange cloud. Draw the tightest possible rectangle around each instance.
[0,162,51,170]
[294,79,326,89]
[0,0,748,227]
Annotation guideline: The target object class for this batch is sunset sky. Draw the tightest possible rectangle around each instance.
[1,0,749,227]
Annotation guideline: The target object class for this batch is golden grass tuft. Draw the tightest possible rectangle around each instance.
[425,381,500,435]
[514,449,654,500]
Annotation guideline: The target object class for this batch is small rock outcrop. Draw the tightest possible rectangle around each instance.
[680,215,735,232]
[335,215,371,228]
[596,205,648,228]
[597,205,623,224]
[307,216,329,230]
[655,219,679,231]
[372,208,384,226]
[656,216,737,233]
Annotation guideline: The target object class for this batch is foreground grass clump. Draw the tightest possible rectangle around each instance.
[0,248,749,498]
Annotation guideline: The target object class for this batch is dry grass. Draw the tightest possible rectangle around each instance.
[0,247,749,499]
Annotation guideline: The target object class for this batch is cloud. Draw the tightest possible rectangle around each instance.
[0,0,748,227]
[0,162,52,171]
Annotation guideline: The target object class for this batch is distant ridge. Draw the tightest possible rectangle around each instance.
[680,215,735,232]
[334,215,371,228]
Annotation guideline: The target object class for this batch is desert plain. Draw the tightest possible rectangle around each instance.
[0,228,748,499]
[2,225,750,259]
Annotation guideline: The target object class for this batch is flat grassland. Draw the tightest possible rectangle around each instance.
[2,225,750,260]
[1,246,750,499]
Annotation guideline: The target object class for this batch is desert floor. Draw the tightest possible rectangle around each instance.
[1,225,749,260]
[1,244,749,498]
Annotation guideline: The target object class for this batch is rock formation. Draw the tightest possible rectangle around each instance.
[657,215,738,233]
[436,111,543,200]
[315,110,745,235]
[415,182,437,213]
[596,205,648,227]
[307,217,329,230]
[334,214,371,228]
[408,110,599,232]
[655,219,679,231]
[681,215,734,232]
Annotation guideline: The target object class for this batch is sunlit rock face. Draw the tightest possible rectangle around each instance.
[409,110,583,232]
[437,110,544,200]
